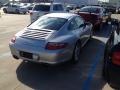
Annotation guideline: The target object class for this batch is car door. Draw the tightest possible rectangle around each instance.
[12,5,18,12]
[68,16,90,47]
[7,5,12,12]
[75,17,91,46]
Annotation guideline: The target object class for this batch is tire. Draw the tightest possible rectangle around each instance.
[71,41,81,63]
[3,9,7,13]
[102,41,111,82]
[102,45,108,81]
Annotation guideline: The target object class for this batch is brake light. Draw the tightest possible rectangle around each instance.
[46,42,68,50]
[11,36,16,43]
[30,12,33,15]
[112,51,120,65]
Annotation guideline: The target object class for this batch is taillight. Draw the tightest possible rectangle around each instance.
[11,36,16,43]
[30,12,33,15]
[112,51,120,65]
[46,42,68,50]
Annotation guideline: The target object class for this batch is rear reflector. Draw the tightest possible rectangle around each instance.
[11,36,16,43]
[112,52,120,65]
[46,42,68,50]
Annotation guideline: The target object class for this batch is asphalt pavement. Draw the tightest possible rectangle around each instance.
[0,14,117,90]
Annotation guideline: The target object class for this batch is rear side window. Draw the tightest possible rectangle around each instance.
[90,8,100,13]
[68,19,79,30]
[33,5,50,11]
[80,7,89,12]
[28,16,67,30]
[68,17,84,30]
[75,17,84,27]
[53,4,64,11]
[12,5,18,8]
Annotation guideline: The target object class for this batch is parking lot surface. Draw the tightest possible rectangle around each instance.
[0,14,117,90]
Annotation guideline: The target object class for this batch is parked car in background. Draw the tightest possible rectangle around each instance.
[30,3,65,23]
[66,4,77,12]
[20,3,34,10]
[76,6,109,30]
[104,6,116,14]
[102,19,120,89]
[9,13,93,64]
[0,2,2,8]
[2,4,28,14]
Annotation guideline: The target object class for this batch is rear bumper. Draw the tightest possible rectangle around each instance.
[9,43,72,64]
[107,61,120,89]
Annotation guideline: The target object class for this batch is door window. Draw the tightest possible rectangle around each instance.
[75,17,84,27]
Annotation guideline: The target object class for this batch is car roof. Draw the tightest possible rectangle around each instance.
[82,6,103,9]
[44,13,78,19]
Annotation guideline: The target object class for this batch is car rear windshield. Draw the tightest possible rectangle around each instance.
[80,7,100,14]
[33,5,50,11]
[28,16,67,30]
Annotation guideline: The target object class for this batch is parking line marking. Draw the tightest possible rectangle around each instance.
[0,52,11,59]
[82,44,104,90]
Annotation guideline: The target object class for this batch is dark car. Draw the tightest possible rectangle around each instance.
[76,6,108,30]
[102,19,120,89]
[104,6,116,14]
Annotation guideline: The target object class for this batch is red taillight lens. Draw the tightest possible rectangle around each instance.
[30,12,33,15]
[112,52,120,65]
[11,36,16,43]
[46,42,68,50]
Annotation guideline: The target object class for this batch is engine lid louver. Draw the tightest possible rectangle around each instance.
[21,29,54,40]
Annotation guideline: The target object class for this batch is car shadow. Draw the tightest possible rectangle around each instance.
[16,38,107,90]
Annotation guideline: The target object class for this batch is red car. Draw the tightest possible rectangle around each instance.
[76,6,109,30]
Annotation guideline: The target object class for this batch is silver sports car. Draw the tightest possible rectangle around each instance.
[9,13,93,64]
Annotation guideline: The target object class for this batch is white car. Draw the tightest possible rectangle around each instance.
[9,13,93,64]
[30,3,65,23]
[3,4,28,14]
